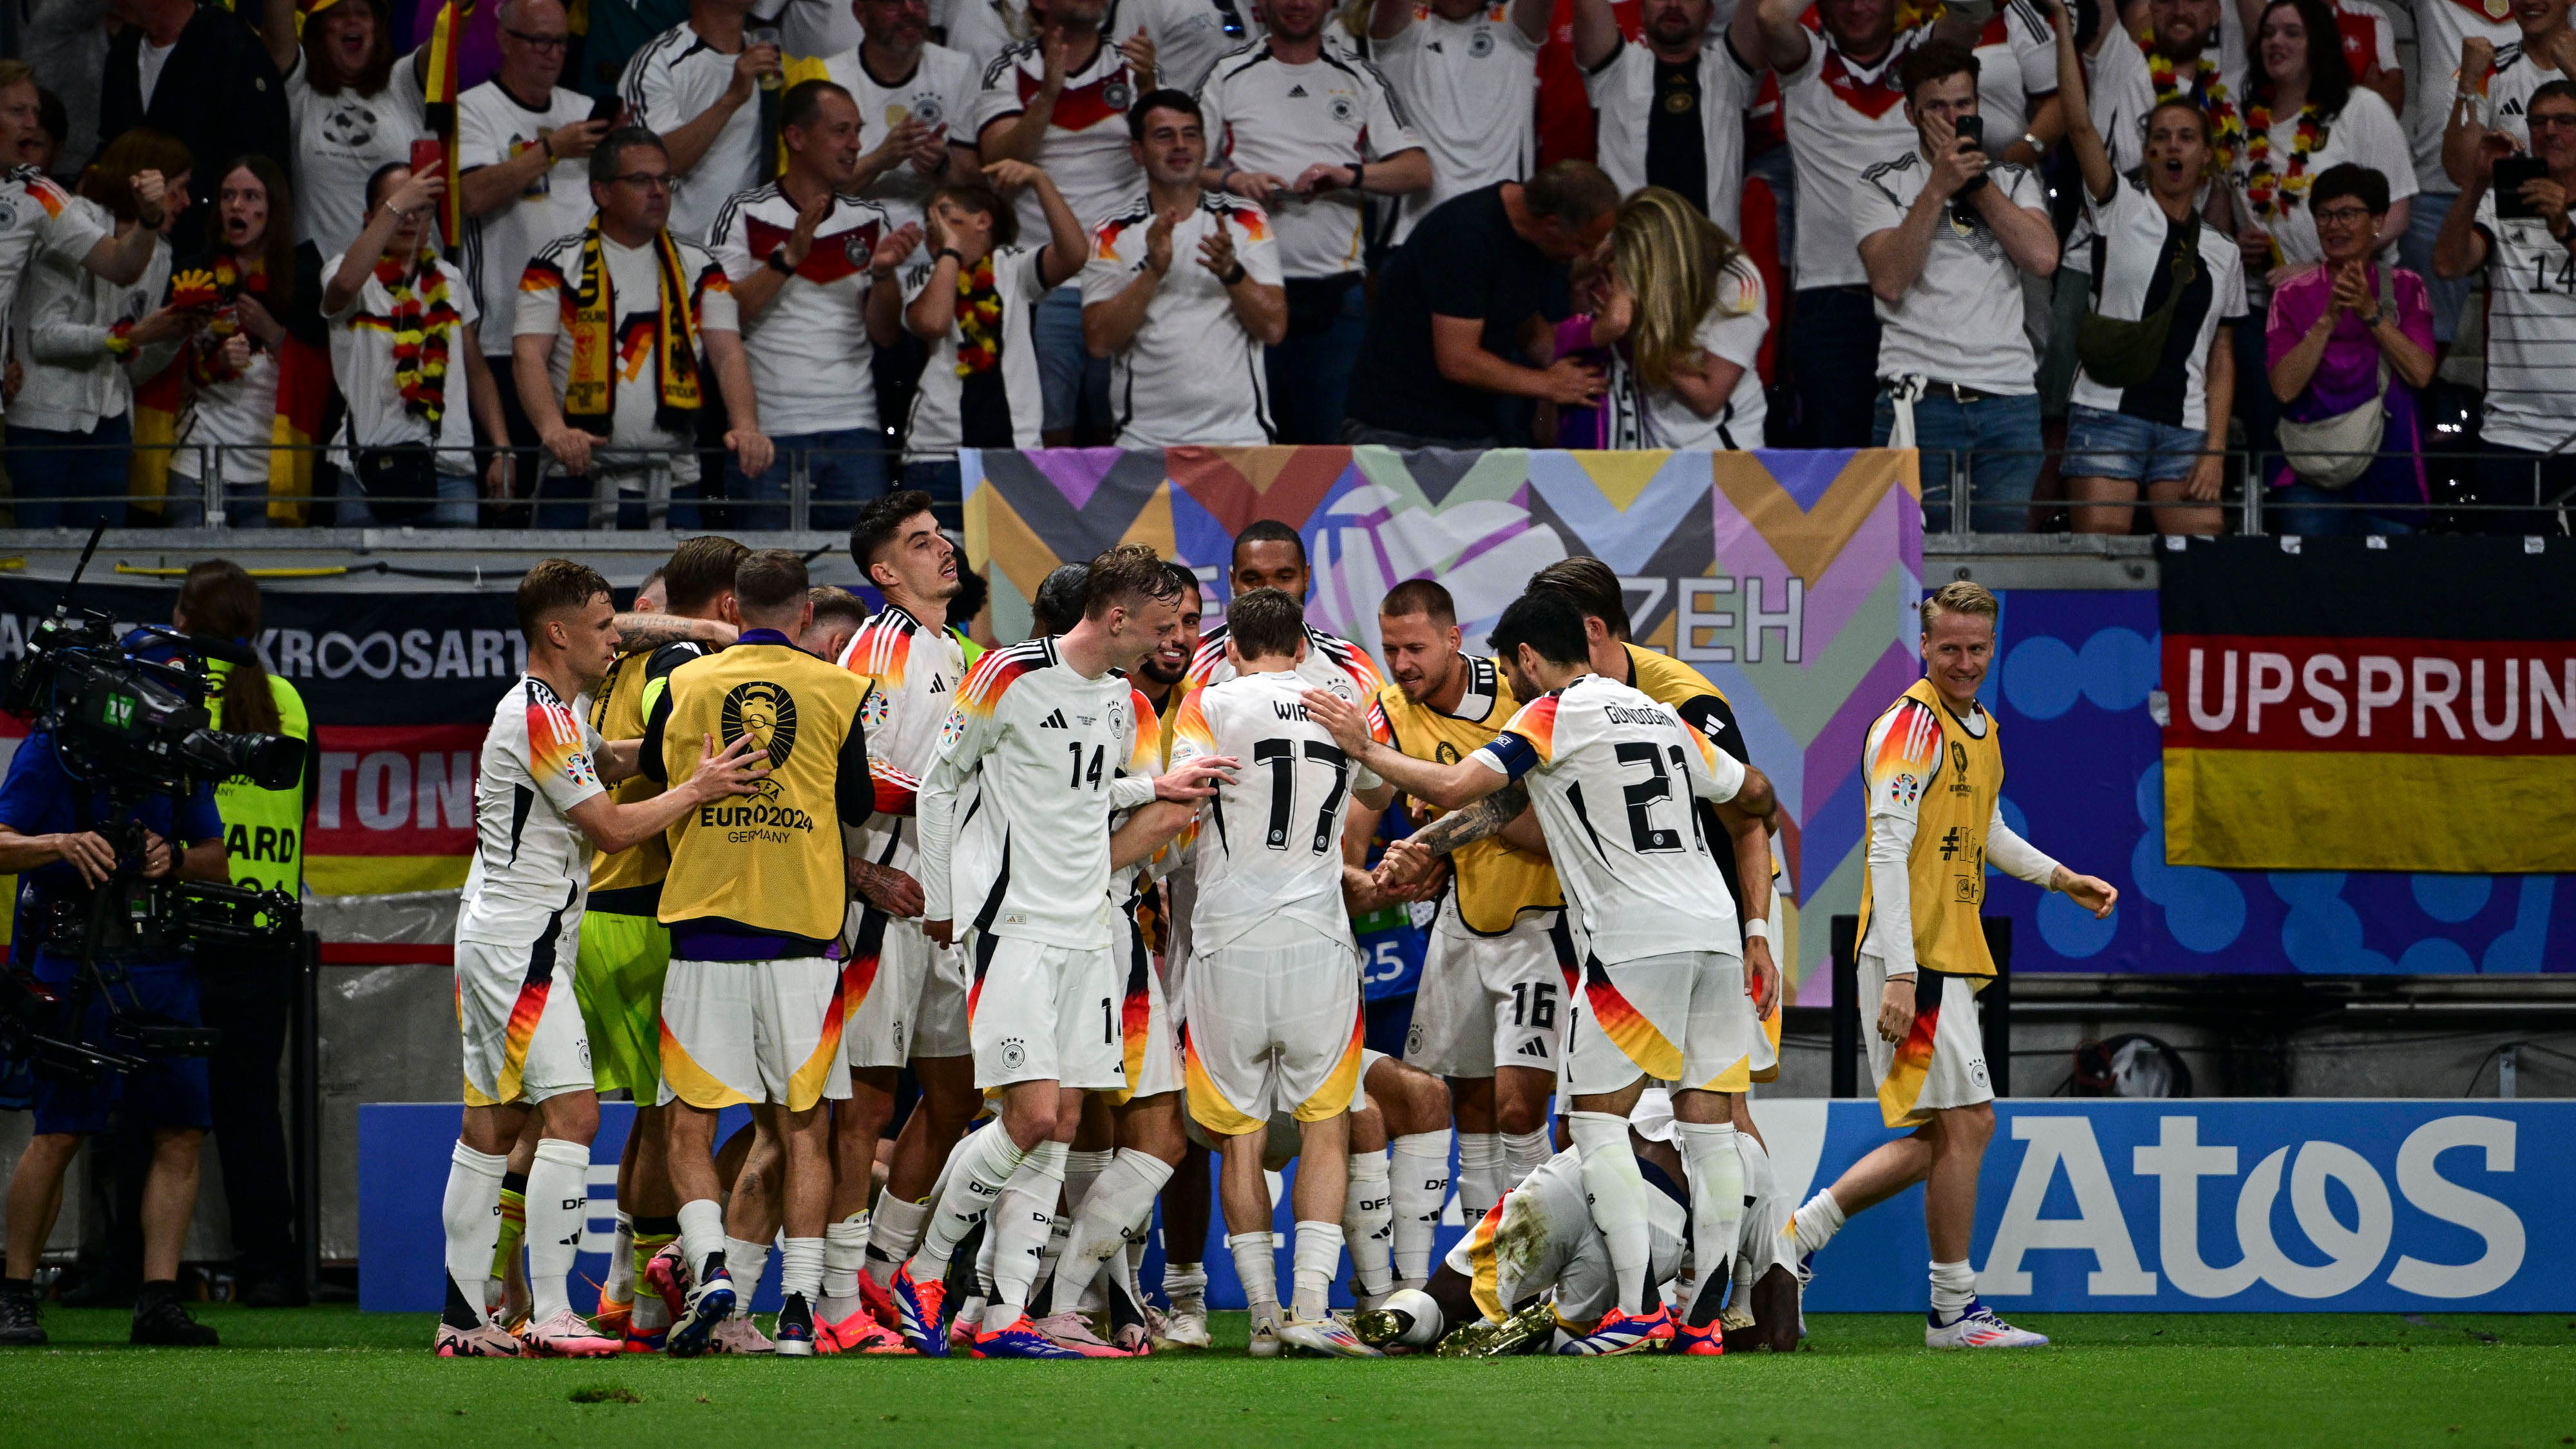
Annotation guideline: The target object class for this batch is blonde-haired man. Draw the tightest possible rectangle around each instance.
[1785,580,2115,1349]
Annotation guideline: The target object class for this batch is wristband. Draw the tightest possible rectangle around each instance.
[1348,161,1366,191]
[1220,260,1247,285]
[765,248,796,276]
[937,247,965,266]
[2020,131,2042,155]
[1742,918,1769,942]
[541,133,555,160]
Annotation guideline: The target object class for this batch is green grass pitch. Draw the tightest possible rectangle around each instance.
[3,1305,2573,1447]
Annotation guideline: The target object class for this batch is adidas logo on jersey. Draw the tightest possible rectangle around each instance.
[931,676,949,693]
[1039,708,1069,728]
[1516,1038,1550,1059]
[1288,84,1309,97]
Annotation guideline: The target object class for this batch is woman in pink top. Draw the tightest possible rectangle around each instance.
[2264,162,2436,535]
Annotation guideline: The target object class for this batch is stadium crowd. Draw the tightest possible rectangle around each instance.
[1,0,2571,532]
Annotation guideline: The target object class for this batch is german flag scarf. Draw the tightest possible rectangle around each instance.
[562,216,703,434]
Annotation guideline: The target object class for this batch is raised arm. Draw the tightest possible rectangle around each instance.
[2050,0,2116,204]
[259,0,301,77]
[2430,162,2493,278]
[1573,0,1622,71]
[1750,0,1814,73]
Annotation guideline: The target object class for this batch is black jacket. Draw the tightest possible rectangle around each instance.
[96,3,291,175]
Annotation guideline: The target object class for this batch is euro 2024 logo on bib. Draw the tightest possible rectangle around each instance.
[721,680,799,797]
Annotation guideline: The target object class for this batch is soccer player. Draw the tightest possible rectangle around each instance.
[1356,1093,1692,1357]
[1368,579,1564,1230]
[994,557,1199,1357]
[828,493,985,1354]
[800,587,871,665]
[1305,588,1777,1358]
[440,560,766,1358]
[578,535,748,1350]
[642,550,898,1358]
[1182,520,1385,699]
[1169,588,1395,1358]
[895,544,1231,1358]
[1786,583,2114,1348]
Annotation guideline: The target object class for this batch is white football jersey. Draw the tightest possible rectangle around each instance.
[920,637,1159,948]
[1183,620,1385,696]
[1441,1148,1685,1323]
[1471,671,1746,966]
[458,675,607,946]
[838,603,968,875]
[1169,669,1379,952]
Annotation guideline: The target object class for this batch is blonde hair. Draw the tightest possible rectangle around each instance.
[1919,579,2000,630]
[1610,186,1754,392]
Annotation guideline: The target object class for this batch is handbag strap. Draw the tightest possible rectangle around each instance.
[2368,263,2395,394]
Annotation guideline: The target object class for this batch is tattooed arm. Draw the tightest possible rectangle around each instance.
[616,612,739,652]
[1376,782,1533,891]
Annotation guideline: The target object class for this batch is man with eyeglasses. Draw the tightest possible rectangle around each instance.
[2434,77,2576,533]
[462,0,612,507]
[515,127,775,528]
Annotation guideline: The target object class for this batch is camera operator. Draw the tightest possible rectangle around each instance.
[0,714,230,1348]
[176,562,315,1309]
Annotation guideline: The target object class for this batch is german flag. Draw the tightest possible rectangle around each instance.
[2160,536,2576,873]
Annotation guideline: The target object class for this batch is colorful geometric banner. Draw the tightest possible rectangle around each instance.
[962,445,1925,1003]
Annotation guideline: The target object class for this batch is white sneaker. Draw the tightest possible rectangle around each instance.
[522,1308,620,1357]
[1280,1314,1384,1359]
[710,1313,777,1354]
[1247,1310,1283,1359]
[1028,1311,1130,1358]
[1155,1303,1213,1351]
[1925,1300,2047,1349]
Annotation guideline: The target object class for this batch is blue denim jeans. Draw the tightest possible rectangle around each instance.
[1034,283,1112,436]
[6,416,132,529]
[903,458,964,515]
[726,428,891,531]
[162,478,277,527]
[2268,479,2418,537]
[1267,273,1370,445]
[1872,388,2045,534]
[1787,285,1884,449]
[334,469,479,528]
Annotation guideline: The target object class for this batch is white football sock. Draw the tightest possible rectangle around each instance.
[1567,1110,1654,1316]
[726,1235,770,1309]
[1065,1147,1112,1210]
[603,1209,636,1304]
[1056,1148,1172,1312]
[1341,1148,1394,1300]
[676,1198,728,1288]
[823,1215,867,1301]
[1388,1133,1450,1287]
[1227,1232,1278,1313]
[1291,1220,1343,1322]
[908,1124,1029,1276]
[1735,1133,1777,1298]
[1502,1128,1551,1188]
[1672,1121,1743,1324]
[440,1142,507,1329]
[1792,1188,1846,1257]
[780,1236,825,1302]
[1164,1258,1208,1312]
[525,1138,590,1325]
[1929,1258,1976,1322]
[987,1139,1067,1324]
[1455,1131,1504,1222]
[866,1192,931,1287]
